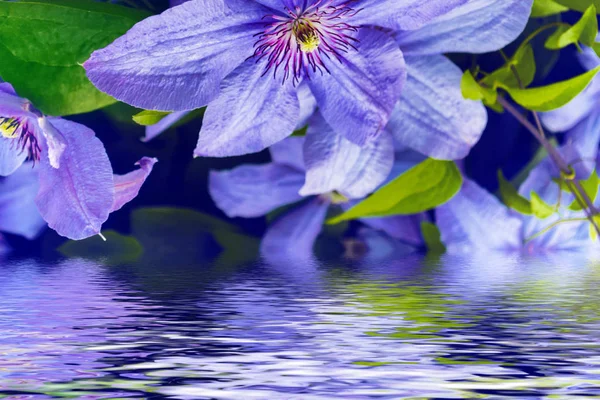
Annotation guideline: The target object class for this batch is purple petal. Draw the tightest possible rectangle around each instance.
[209,163,305,218]
[111,157,158,213]
[35,118,114,240]
[194,60,299,157]
[0,85,36,120]
[300,113,394,199]
[252,0,289,12]
[436,178,523,254]
[0,163,46,239]
[144,111,191,142]
[350,0,466,31]
[260,197,329,255]
[308,27,406,146]
[579,43,600,71]
[85,0,267,111]
[541,76,600,133]
[0,82,17,96]
[296,82,317,130]
[269,136,306,172]
[562,112,600,179]
[387,55,487,160]
[360,215,426,247]
[396,0,533,56]
[0,137,28,177]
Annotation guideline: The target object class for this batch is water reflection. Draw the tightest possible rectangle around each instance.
[0,254,600,398]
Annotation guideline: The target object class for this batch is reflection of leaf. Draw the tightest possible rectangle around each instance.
[131,207,238,263]
[58,230,143,264]
[345,282,470,340]
[213,230,260,265]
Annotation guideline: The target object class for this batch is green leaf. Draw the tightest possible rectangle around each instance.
[327,159,462,224]
[590,215,600,240]
[0,0,150,116]
[544,25,572,49]
[531,0,569,17]
[132,110,171,126]
[505,66,600,111]
[554,0,600,13]
[420,222,446,254]
[545,5,598,49]
[569,170,600,210]
[531,192,555,219]
[461,70,497,104]
[483,44,537,89]
[497,170,533,215]
[58,230,143,264]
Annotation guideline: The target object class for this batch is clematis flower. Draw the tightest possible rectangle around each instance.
[210,113,432,255]
[386,0,533,160]
[0,83,157,240]
[0,163,47,253]
[541,44,600,178]
[209,114,394,255]
[84,0,470,157]
[436,159,598,255]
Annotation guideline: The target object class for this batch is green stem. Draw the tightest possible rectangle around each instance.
[524,218,589,243]
[518,22,569,53]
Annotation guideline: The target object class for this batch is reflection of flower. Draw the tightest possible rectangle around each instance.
[0,83,157,239]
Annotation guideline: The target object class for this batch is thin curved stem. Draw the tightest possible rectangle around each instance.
[524,218,589,243]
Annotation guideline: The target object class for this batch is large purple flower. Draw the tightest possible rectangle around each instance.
[84,0,471,157]
[0,83,157,240]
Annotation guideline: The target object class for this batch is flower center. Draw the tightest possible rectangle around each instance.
[0,117,41,163]
[293,20,320,53]
[253,1,360,83]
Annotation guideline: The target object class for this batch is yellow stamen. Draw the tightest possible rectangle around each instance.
[0,118,19,139]
[293,21,320,53]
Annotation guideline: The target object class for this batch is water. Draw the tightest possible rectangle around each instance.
[1,253,600,399]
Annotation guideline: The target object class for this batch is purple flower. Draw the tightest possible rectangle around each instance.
[210,113,432,256]
[542,44,600,179]
[312,0,533,160]
[0,163,47,248]
[0,83,157,240]
[84,0,471,157]
[209,112,400,254]
[436,163,597,255]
